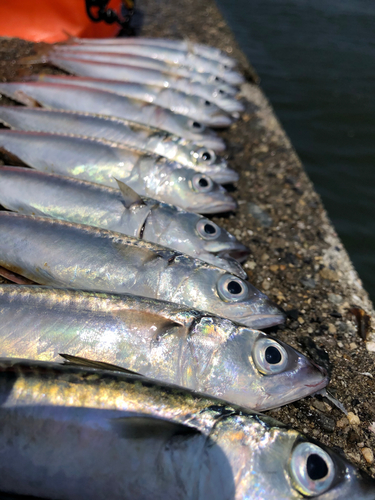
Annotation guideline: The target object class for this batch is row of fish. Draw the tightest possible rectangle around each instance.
[0,35,373,499]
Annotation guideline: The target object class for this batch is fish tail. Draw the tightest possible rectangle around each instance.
[18,43,52,65]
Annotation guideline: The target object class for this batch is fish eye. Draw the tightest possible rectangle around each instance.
[217,274,248,302]
[191,174,214,193]
[252,337,288,375]
[196,148,216,165]
[204,100,211,106]
[289,442,335,496]
[219,89,225,95]
[196,219,221,240]
[189,120,204,131]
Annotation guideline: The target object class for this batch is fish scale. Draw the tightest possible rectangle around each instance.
[0,167,248,276]
[0,81,225,151]
[0,285,326,409]
[0,129,236,213]
[0,212,284,329]
[0,358,371,499]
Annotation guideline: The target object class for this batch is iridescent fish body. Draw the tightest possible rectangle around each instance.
[0,213,284,329]
[54,43,244,85]
[46,54,239,107]
[72,36,238,67]
[0,358,371,499]
[27,73,232,127]
[0,286,327,409]
[0,81,225,150]
[0,167,248,275]
[0,106,236,182]
[0,130,235,213]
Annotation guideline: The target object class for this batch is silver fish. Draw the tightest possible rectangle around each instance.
[0,105,235,181]
[34,71,243,118]
[28,73,232,128]
[0,285,327,409]
[0,130,235,213]
[47,54,241,110]
[0,357,371,500]
[54,43,245,85]
[0,213,284,329]
[0,167,248,276]
[72,36,238,67]
[0,81,225,151]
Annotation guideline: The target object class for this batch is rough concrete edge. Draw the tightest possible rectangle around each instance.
[240,81,375,346]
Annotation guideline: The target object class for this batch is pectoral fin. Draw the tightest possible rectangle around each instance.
[115,179,145,209]
[59,353,143,376]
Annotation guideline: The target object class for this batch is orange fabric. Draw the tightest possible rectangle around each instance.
[0,0,122,43]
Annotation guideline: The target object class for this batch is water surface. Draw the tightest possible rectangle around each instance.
[216,0,375,300]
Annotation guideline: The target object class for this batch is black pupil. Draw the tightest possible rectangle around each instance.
[202,152,211,161]
[227,280,242,294]
[192,121,201,128]
[204,223,216,235]
[205,100,211,106]
[265,346,282,365]
[306,454,328,481]
[219,89,224,95]
[198,178,209,188]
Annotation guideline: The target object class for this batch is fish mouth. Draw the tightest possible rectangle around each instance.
[208,168,239,184]
[205,113,233,128]
[240,312,286,330]
[217,99,245,115]
[195,135,226,152]
[196,195,237,215]
[221,72,245,86]
[204,242,250,263]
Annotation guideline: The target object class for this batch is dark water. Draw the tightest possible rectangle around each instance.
[216,0,375,301]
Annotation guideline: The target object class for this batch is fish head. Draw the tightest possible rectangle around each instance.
[179,268,285,328]
[208,328,328,409]
[171,115,226,151]
[213,414,375,500]
[194,97,233,127]
[204,75,238,95]
[187,146,239,183]
[191,319,327,409]
[161,212,248,276]
[210,88,245,114]
[157,167,237,214]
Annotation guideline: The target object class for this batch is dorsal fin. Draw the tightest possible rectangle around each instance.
[115,179,145,209]
[59,353,143,376]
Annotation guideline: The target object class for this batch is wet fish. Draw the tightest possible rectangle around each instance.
[0,212,284,328]
[0,285,326,409]
[72,36,238,67]
[0,130,235,213]
[0,105,235,181]
[33,72,241,120]
[0,81,225,151]
[0,167,248,275]
[54,43,245,85]
[0,357,371,500]
[46,55,241,111]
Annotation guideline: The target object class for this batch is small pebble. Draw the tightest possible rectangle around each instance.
[328,293,343,304]
[347,412,360,426]
[336,417,349,429]
[349,342,358,350]
[366,341,375,353]
[328,324,337,334]
[362,448,374,465]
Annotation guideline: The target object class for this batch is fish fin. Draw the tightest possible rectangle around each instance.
[115,179,146,209]
[11,90,42,108]
[18,44,51,65]
[111,416,200,440]
[59,353,144,376]
[0,265,37,285]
